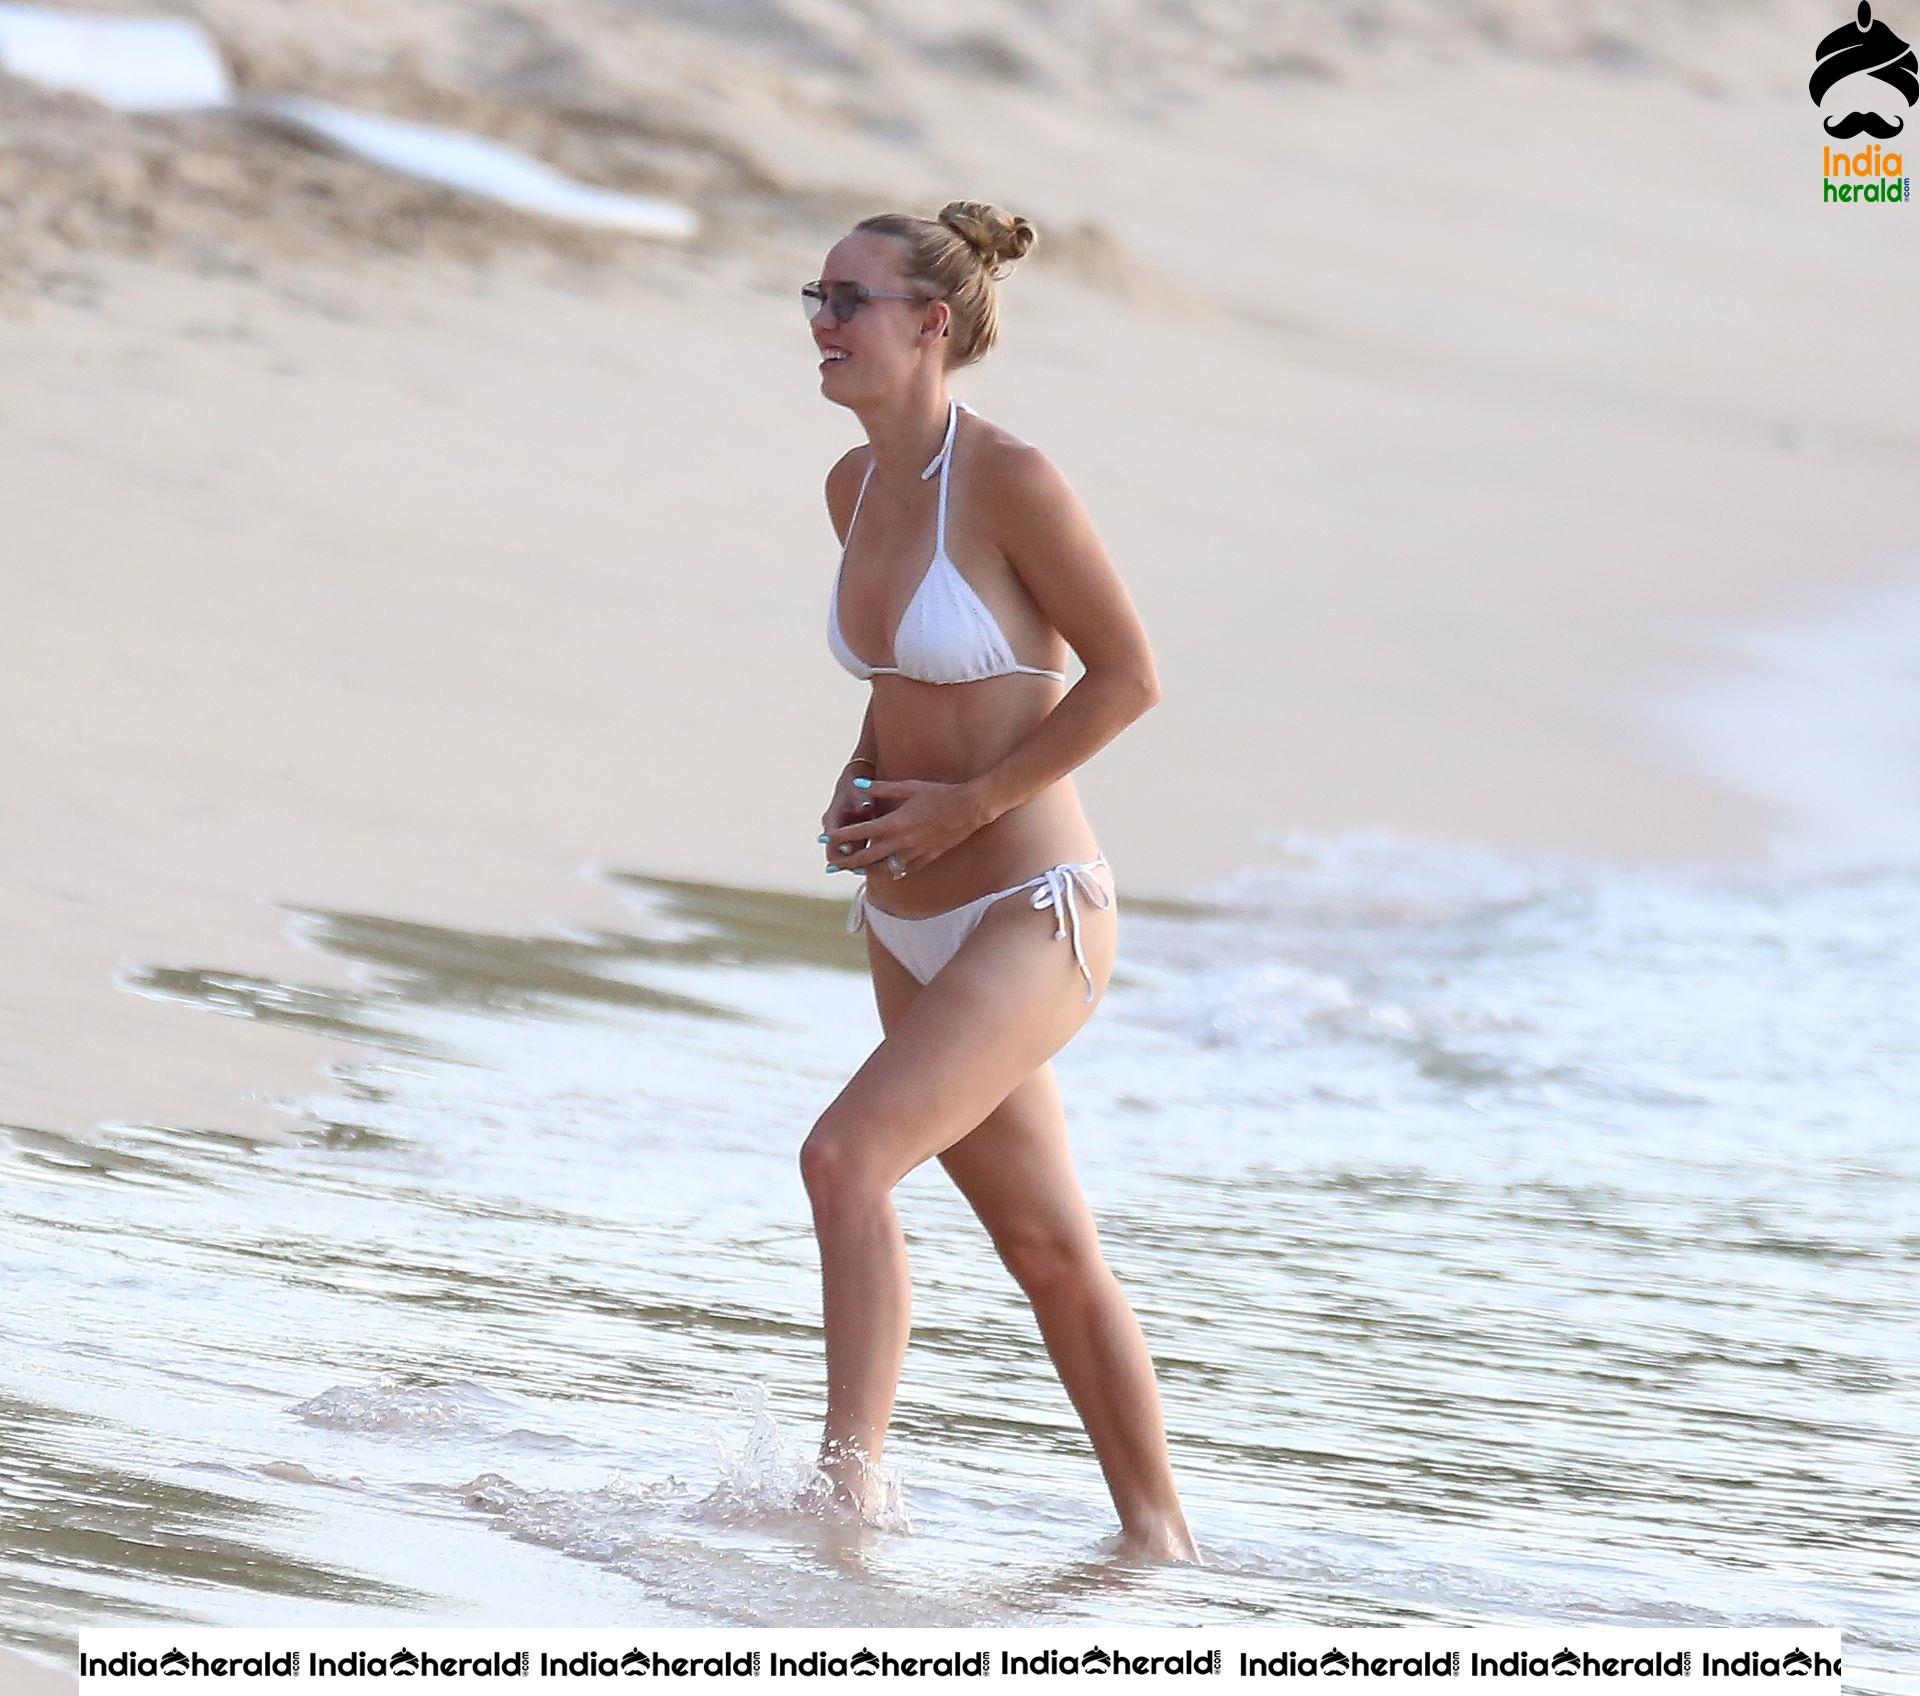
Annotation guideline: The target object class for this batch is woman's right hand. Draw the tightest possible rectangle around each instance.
[820,764,877,872]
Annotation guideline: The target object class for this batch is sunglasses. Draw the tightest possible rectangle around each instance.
[802,279,949,331]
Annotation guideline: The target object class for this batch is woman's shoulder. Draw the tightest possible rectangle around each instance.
[961,403,1033,460]
[966,415,1074,515]
[824,442,873,540]
[826,441,872,486]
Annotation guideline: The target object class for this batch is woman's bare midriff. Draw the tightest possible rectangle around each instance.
[859,673,1100,919]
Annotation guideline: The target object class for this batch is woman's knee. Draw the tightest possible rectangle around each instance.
[996,1228,1106,1302]
[800,1114,889,1207]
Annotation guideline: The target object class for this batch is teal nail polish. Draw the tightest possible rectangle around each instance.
[817,833,829,843]
[852,776,871,789]
[825,865,840,874]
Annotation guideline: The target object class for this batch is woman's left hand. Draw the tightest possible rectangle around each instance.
[824,778,989,878]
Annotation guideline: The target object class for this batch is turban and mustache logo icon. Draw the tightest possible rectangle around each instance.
[1810,2,1918,138]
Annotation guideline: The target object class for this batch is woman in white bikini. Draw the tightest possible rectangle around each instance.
[805,199,1198,1564]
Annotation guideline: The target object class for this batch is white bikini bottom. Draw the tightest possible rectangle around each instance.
[845,854,1113,1004]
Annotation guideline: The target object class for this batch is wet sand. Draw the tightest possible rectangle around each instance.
[0,1647,74,1696]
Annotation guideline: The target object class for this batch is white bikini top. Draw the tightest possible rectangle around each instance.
[827,397,1067,685]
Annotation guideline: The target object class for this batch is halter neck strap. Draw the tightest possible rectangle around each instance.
[919,397,969,481]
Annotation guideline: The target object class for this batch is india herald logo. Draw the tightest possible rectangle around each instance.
[1811,2,1918,138]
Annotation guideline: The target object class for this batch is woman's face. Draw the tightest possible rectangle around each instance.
[811,232,943,400]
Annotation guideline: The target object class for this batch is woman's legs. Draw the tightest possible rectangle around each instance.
[802,872,1116,1521]
[804,930,923,1518]
[804,876,1195,1559]
[937,1064,1197,1561]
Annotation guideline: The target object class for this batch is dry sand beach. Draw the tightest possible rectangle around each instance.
[4,0,1917,1679]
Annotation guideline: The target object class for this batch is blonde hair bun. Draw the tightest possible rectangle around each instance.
[937,201,1037,273]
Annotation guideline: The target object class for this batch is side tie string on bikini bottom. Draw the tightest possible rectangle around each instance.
[1025,860,1113,1004]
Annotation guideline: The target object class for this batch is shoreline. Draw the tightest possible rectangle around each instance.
[1622,558,1920,878]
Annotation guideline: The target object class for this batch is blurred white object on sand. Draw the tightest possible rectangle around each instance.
[0,2,697,240]
[0,1,230,110]
[240,94,699,240]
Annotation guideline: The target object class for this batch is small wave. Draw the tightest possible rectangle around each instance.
[692,1382,913,1534]
[289,1377,520,1434]
[459,1470,692,1564]
[1116,830,1917,1126]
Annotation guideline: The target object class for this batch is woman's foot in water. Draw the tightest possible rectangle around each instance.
[1113,1511,1202,1564]
[812,1436,894,1525]
[823,1477,889,1524]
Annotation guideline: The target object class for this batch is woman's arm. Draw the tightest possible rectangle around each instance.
[963,672,1154,827]
[961,446,1161,828]
[846,697,878,772]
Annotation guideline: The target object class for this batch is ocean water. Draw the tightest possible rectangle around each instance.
[3,831,1915,1685]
